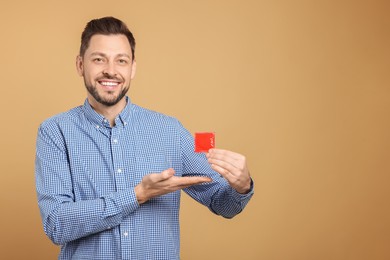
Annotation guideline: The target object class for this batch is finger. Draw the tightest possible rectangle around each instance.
[207,150,246,172]
[207,152,244,170]
[207,149,244,161]
[210,163,233,178]
[154,168,175,181]
[171,176,212,188]
[179,176,212,184]
[210,164,250,193]
[208,157,244,177]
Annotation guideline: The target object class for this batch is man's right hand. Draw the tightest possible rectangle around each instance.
[134,168,212,204]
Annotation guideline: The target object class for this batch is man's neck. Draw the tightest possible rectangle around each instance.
[88,97,127,127]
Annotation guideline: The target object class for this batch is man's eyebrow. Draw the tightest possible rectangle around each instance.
[116,53,131,59]
[89,52,131,59]
[89,52,107,57]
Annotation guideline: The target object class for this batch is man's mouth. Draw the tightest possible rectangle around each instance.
[98,80,121,89]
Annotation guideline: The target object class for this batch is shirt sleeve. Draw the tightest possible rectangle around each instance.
[35,122,140,245]
[178,122,254,219]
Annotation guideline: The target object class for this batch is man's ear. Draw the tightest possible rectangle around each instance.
[76,55,84,76]
[131,60,137,80]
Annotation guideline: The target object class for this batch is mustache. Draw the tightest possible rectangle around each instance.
[96,75,123,82]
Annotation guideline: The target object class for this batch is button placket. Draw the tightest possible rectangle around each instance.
[111,127,126,191]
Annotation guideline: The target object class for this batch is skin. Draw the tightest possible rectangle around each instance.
[76,34,136,126]
[76,34,251,204]
[206,149,251,194]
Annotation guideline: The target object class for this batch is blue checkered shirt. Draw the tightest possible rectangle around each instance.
[35,97,254,260]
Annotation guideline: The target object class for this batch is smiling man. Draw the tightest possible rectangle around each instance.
[77,26,136,124]
[35,17,254,260]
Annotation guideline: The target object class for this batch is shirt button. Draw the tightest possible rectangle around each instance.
[117,169,122,173]
[123,232,128,237]
[96,125,100,129]
[113,139,118,143]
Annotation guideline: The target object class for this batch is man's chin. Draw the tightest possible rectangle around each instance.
[98,98,122,107]
[86,85,128,107]
[97,92,127,107]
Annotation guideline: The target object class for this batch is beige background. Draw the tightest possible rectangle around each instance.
[1,0,389,259]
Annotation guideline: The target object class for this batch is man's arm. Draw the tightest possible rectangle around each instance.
[36,122,214,245]
[179,124,254,218]
[35,124,139,245]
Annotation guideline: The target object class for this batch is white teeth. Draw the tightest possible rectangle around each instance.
[100,81,119,86]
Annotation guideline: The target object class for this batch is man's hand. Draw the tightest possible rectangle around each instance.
[206,149,251,194]
[134,168,212,204]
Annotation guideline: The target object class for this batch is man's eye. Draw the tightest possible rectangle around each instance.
[93,58,104,62]
[118,59,128,64]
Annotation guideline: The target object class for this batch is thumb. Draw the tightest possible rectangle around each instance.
[160,168,175,180]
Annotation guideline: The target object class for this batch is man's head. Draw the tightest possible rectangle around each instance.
[76,17,136,108]
[80,16,136,61]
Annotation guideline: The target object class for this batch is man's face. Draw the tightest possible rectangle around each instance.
[76,34,136,107]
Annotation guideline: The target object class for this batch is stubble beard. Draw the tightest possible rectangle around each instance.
[85,81,129,107]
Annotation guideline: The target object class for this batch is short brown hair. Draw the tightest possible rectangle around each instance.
[80,16,136,60]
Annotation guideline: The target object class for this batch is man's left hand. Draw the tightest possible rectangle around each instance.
[206,149,252,194]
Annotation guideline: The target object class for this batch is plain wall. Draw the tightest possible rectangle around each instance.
[1,0,389,259]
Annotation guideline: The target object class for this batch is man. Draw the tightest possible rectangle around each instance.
[35,16,254,260]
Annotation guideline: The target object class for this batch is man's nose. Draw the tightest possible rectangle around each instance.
[102,61,117,77]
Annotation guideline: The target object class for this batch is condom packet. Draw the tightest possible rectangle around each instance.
[195,132,215,152]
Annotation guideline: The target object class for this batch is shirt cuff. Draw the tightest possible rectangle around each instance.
[232,178,254,201]
[105,188,140,217]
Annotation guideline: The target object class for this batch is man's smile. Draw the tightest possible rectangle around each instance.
[98,80,121,90]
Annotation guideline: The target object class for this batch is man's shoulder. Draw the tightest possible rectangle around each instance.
[39,106,83,130]
[131,104,179,125]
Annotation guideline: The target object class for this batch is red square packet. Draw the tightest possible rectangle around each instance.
[195,132,215,152]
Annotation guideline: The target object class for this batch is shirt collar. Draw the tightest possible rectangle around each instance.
[83,96,132,128]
